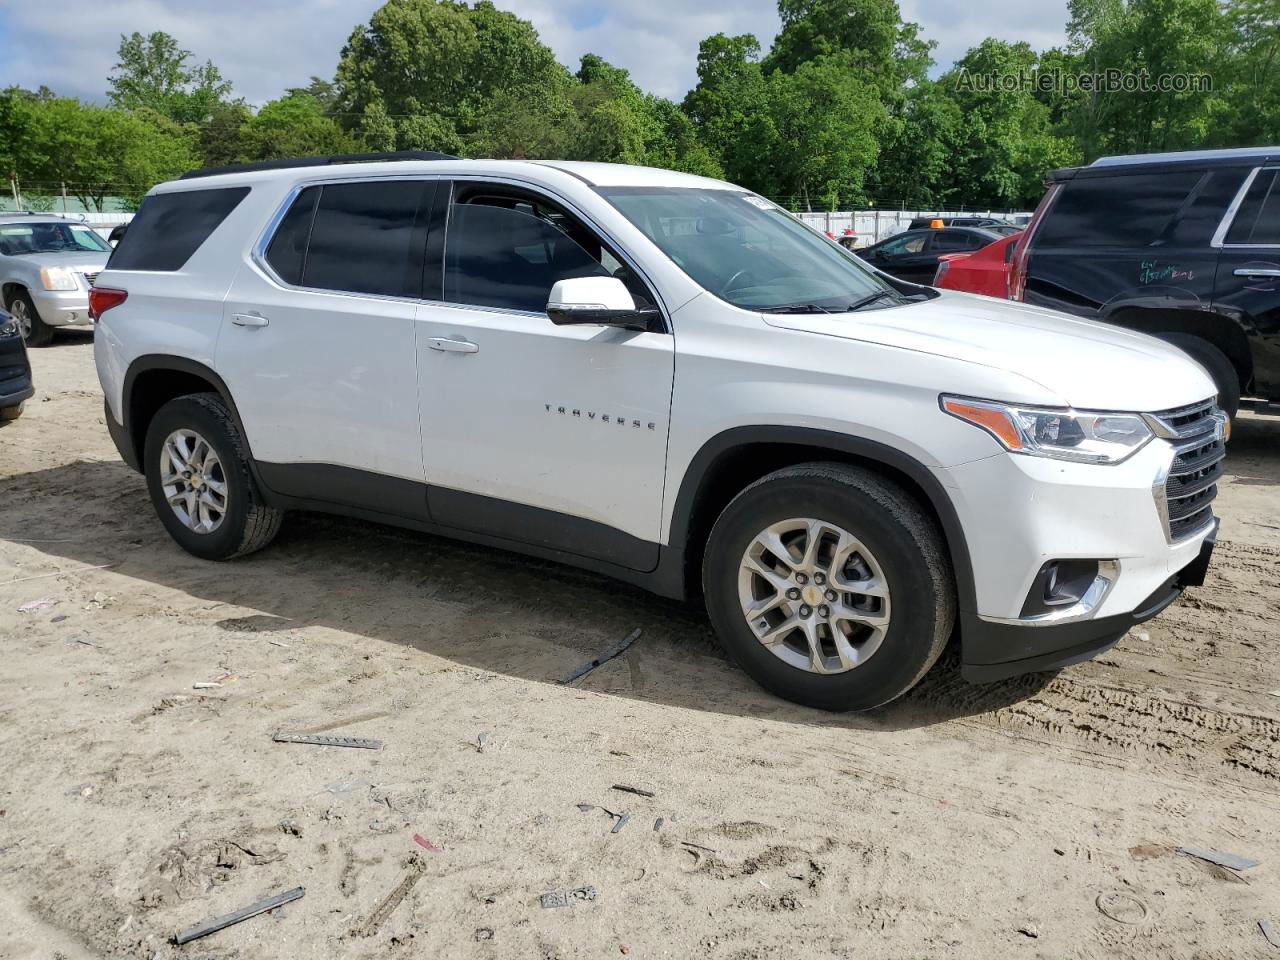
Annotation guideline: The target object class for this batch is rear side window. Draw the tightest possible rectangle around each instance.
[300,180,431,298]
[931,230,985,252]
[1036,171,1206,248]
[1226,170,1280,245]
[108,187,250,271]
[264,187,319,285]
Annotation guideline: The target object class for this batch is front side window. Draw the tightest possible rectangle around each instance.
[879,233,927,255]
[1226,169,1280,246]
[443,186,649,314]
[0,221,112,256]
[599,187,897,311]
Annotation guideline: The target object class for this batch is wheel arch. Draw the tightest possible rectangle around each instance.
[1103,306,1253,394]
[120,355,252,473]
[667,426,977,618]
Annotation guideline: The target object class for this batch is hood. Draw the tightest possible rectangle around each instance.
[762,291,1216,412]
[18,251,111,271]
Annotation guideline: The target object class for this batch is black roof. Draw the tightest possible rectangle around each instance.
[1049,146,1280,182]
[179,150,458,180]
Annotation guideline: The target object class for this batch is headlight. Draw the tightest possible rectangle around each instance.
[941,395,1153,464]
[40,266,80,291]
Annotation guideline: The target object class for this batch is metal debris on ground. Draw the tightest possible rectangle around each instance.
[653,817,664,832]
[611,784,655,798]
[539,885,598,909]
[576,803,595,813]
[1260,919,1280,948]
[17,598,56,612]
[356,860,424,937]
[559,628,642,684]
[273,732,383,750]
[476,732,492,753]
[1177,846,1261,871]
[610,813,631,834]
[412,834,441,853]
[173,885,305,945]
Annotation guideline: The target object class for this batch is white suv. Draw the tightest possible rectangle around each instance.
[92,154,1224,710]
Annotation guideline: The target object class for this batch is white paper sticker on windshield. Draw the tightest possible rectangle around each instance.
[743,195,776,211]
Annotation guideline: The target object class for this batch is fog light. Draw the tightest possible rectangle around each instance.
[1020,560,1102,617]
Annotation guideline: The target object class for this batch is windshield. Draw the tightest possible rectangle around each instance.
[597,187,900,311]
[0,222,112,256]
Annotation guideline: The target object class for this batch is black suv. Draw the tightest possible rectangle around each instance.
[0,306,33,421]
[1014,147,1280,418]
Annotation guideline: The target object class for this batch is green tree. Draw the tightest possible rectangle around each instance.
[108,31,232,125]
[683,34,769,166]
[1215,0,1280,145]
[197,100,252,168]
[868,80,963,206]
[241,92,355,160]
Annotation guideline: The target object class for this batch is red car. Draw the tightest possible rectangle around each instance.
[933,232,1018,297]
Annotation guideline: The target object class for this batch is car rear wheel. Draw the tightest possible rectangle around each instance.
[0,402,23,421]
[702,463,956,711]
[144,393,283,560]
[6,291,53,347]
[1159,334,1240,421]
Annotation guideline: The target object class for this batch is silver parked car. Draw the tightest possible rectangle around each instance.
[0,213,112,345]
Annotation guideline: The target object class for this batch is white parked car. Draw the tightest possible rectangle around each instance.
[92,154,1224,710]
[0,213,112,345]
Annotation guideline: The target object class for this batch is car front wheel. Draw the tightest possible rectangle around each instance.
[703,463,956,711]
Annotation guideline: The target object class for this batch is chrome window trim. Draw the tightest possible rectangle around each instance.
[1211,166,1280,249]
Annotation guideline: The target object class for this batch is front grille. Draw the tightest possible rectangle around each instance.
[1150,399,1225,541]
[81,271,100,288]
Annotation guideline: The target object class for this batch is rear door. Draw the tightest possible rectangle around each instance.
[217,178,435,512]
[414,180,674,570]
[1213,166,1280,400]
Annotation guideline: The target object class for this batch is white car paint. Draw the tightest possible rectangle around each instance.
[95,158,1217,633]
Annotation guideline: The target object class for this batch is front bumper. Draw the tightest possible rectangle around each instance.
[29,288,93,328]
[961,524,1216,681]
[935,438,1218,681]
[0,334,34,408]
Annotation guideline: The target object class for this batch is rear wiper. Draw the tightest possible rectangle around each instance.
[759,302,835,314]
[845,289,899,311]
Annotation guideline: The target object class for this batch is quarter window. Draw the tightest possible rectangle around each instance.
[108,186,250,271]
[1225,170,1280,246]
[1036,170,1208,247]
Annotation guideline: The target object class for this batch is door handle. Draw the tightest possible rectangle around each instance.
[1233,267,1280,278]
[231,313,269,328]
[428,337,479,354]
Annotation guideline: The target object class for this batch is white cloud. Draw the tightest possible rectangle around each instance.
[0,0,1069,107]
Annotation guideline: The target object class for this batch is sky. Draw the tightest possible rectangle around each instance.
[0,0,1070,107]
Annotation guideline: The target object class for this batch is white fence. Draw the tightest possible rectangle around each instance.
[796,209,1031,246]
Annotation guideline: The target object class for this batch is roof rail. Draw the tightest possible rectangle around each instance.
[179,150,460,181]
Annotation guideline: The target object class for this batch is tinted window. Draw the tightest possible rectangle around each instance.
[302,180,429,298]
[444,199,613,313]
[1226,170,1280,245]
[932,230,985,252]
[265,186,319,285]
[1036,170,1205,247]
[108,187,250,271]
[879,233,927,254]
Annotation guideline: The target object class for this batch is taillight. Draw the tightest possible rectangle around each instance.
[88,287,128,322]
[1009,183,1061,301]
[933,259,952,286]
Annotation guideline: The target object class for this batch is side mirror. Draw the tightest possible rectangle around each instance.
[547,276,657,331]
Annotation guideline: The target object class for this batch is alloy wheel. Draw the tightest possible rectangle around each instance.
[159,429,229,534]
[9,299,31,340]
[738,517,891,674]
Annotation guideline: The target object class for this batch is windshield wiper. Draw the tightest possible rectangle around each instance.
[845,289,899,311]
[759,302,835,314]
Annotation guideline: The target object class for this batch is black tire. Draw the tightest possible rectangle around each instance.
[702,463,956,712]
[7,290,53,347]
[0,402,23,421]
[144,392,283,560]
[1159,334,1240,421]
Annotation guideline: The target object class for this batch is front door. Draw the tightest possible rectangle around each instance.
[218,178,435,512]
[1214,166,1280,401]
[415,181,674,570]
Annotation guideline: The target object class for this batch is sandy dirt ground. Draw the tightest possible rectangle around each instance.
[1,335,1279,960]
